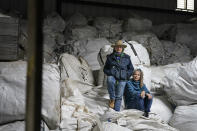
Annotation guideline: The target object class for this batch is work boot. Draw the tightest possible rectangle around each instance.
[109,99,115,109]
[143,112,149,118]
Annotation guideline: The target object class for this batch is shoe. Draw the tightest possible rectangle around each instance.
[109,99,115,109]
[143,112,149,118]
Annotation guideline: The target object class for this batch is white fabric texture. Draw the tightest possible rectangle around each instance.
[68,26,98,40]
[43,12,66,33]
[161,40,192,65]
[163,57,197,106]
[67,38,111,70]
[19,13,65,63]
[94,17,122,38]
[151,96,174,123]
[66,13,88,27]
[150,63,182,92]
[59,53,94,84]
[102,122,132,131]
[0,121,49,131]
[169,104,197,131]
[59,54,103,131]
[0,62,60,129]
[60,80,103,131]
[100,109,178,131]
[122,32,165,65]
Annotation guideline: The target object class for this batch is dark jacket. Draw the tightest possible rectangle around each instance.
[103,52,134,80]
[124,79,150,108]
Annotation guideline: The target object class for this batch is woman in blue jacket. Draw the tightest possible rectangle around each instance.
[103,40,134,111]
[124,69,153,117]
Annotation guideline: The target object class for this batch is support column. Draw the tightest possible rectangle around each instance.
[26,0,43,130]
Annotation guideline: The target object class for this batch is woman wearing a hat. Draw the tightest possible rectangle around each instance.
[103,40,134,111]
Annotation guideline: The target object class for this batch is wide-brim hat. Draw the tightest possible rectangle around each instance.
[111,40,127,48]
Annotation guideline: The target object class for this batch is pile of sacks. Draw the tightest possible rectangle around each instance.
[1,11,197,131]
[1,53,196,131]
[17,12,194,68]
[0,52,179,131]
[151,57,197,131]
[57,52,179,130]
[163,57,197,131]
[63,13,193,70]
[19,12,66,63]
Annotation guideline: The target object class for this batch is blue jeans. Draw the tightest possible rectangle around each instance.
[126,95,153,112]
[107,76,126,111]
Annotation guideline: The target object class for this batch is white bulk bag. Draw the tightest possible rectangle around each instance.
[68,26,98,40]
[160,40,192,65]
[163,57,197,106]
[169,104,197,131]
[100,109,178,131]
[0,121,49,131]
[59,53,94,85]
[94,17,122,38]
[102,122,132,131]
[122,32,165,65]
[150,63,182,92]
[66,13,87,27]
[151,96,174,123]
[0,62,60,129]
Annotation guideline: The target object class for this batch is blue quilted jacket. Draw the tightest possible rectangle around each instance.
[124,79,150,108]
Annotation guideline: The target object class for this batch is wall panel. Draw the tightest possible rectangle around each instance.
[0,0,56,17]
[62,2,194,25]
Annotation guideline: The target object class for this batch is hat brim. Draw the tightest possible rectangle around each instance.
[111,44,127,48]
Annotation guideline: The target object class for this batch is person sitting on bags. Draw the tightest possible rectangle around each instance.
[124,69,153,117]
[103,40,134,111]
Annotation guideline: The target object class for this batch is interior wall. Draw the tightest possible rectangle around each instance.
[0,0,56,17]
[0,0,196,24]
[79,0,196,12]
[62,2,195,25]
[79,0,177,10]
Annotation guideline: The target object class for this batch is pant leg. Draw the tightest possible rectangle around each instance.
[136,95,145,111]
[144,96,153,112]
[107,76,116,100]
[125,98,137,109]
[114,81,126,111]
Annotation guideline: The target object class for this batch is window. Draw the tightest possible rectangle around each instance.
[177,0,194,12]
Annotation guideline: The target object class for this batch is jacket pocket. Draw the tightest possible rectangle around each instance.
[111,66,120,79]
[110,66,116,76]
[120,70,127,80]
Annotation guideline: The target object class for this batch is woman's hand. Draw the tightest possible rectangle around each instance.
[146,93,152,99]
[140,91,145,98]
